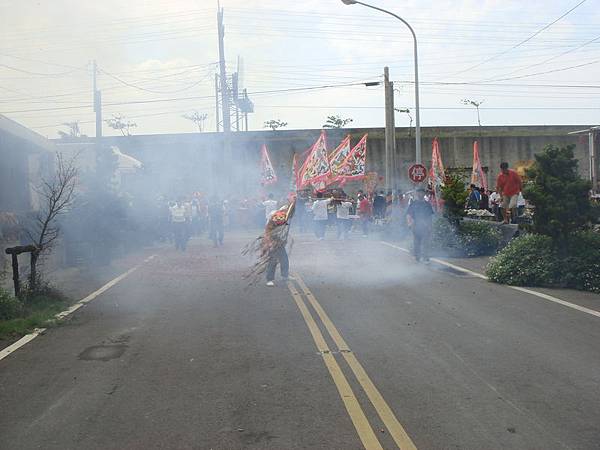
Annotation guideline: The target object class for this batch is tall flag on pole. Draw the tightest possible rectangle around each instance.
[298,131,330,189]
[429,138,446,211]
[328,135,351,184]
[335,133,368,185]
[260,144,277,186]
[470,140,488,191]
[289,153,298,193]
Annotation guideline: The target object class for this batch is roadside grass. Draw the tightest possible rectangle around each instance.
[0,286,70,340]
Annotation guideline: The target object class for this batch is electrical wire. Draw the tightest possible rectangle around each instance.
[448,0,588,76]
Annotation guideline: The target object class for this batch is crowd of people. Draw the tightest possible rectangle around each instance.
[161,162,526,286]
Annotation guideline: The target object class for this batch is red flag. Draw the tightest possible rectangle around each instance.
[298,131,330,189]
[328,135,351,184]
[260,144,277,186]
[334,133,368,184]
[470,141,488,191]
[429,138,446,211]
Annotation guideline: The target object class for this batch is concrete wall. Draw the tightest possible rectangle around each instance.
[55,125,596,195]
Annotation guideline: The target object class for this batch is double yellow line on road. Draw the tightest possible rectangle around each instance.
[287,274,417,450]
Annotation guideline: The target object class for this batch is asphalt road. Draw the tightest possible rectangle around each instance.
[1,232,599,450]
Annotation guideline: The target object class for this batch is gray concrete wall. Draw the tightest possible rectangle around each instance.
[55,125,595,195]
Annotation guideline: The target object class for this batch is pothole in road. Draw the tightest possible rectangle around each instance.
[79,345,127,362]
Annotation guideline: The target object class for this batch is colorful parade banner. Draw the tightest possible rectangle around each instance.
[260,144,277,186]
[298,130,330,189]
[429,138,446,211]
[335,133,368,185]
[470,140,488,191]
[328,135,351,184]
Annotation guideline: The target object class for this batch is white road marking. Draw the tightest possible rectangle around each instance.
[0,254,156,362]
[0,329,45,361]
[381,241,600,319]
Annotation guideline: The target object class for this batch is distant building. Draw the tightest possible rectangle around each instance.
[0,114,54,214]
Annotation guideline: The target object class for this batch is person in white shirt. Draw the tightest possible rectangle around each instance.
[336,197,353,240]
[517,192,526,219]
[311,192,332,240]
[489,191,502,221]
[169,199,188,251]
[262,193,278,223]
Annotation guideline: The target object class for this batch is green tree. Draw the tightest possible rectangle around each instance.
[106,114,137,136]
[524,144,592,247]
[264,119,288,131]
[322,115,353,129]
[440,174,468,224]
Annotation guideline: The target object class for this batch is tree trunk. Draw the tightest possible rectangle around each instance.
[29,250,39,291]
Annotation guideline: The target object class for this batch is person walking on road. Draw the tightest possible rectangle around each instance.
[335,195,353,240]
[358,193,372,237]
[243,198,296,287]
[406,187,434,263]
[496,162,523,224]
[311,192,332,240]
[208,196,225,247]
[170,199,188,251]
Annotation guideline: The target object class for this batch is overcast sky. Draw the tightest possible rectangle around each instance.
[1,0,599,138]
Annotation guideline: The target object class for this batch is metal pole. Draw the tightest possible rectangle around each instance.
[344,1,421,164]
[93,60,102,139]
[590,130,597,192]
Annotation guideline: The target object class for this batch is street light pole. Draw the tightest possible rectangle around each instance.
[341,0,422,164]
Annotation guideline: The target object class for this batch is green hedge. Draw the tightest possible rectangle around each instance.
[0,288,23,321]
[486,234,559,286]
[486,231,600,293]
[431,218,502,257]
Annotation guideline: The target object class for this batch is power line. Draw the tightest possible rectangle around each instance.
[486,32,600,80]
[449,0,589,76]
[0,62,88,77]
[98,67,213,94]
[481,58,600,83]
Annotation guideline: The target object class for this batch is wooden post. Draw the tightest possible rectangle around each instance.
[11,253,20,297]
[5,245,38,297]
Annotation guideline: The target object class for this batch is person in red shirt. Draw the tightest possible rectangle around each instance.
[496,162,523,224]
[358,193,372,237]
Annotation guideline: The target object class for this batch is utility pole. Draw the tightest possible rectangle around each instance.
[216,5,233,191]
[217,7,231,133]
[92,60,102,138]
[384,67,396,191]
[243,89,249,131]
[214,73,220,132]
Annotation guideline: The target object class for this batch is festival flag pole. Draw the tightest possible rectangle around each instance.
[328,135,352,186]
[297,130,331,191]
[260,144,277,187]
[429,138,445,212]
[470,140,488,191]
[334,133,368,186]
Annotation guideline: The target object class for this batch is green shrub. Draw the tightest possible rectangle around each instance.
[486,234,560,286]
[562,231,600,293]
[431,218,501,257]
[0,288,23,321]
[459,221,502,257]
[524,144,592,243]
[431,217,461,255]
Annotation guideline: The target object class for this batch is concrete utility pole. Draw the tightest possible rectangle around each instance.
[92,60,102,138]
[217,7,231,133]
[384,67,396,191]
[340,0,421,164]
[214,73,220,132]
[568,126,599,193]
[216,6,233,192]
